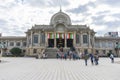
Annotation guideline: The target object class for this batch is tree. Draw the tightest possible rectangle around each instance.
[10,47,22,57]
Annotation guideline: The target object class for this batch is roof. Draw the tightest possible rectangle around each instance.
[0,36,26,40]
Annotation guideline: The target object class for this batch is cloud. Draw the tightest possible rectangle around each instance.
[67,5,88,14]
[112,13,120,18]
[91,15,106,25]
[66,2,95,14]
[104,21,120,28]
[98,0,120,7]
[0,19,7,25]
[24,0,69,8]
[0,0,120,36]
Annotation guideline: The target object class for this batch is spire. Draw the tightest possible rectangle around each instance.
[59,0,62,12]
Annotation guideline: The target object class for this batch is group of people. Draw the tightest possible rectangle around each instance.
[56,47,115,66]
[78,52,114,66]
[37,47,115,66]
[83,53,99,66]
[56,47,80,60]
[56,47,99,66]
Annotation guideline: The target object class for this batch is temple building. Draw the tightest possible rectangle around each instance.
[0,11,120,57]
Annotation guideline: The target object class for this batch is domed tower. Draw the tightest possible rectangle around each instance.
[50,11,71,27]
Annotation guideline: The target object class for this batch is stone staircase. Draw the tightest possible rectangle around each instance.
[44,48,70,58]
[44,48,58,58]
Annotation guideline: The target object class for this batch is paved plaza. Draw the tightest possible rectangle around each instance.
[0,57,120,80]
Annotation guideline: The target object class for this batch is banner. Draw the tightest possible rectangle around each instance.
[48,33,54,39]
[56,33,64,39]
[67,33,73,39]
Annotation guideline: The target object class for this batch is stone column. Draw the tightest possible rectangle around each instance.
[31,31,33,47]
[30,31,33,55]
[6,40,8,47]
[88,31,91,48]
[99,40,102,48]
[45,32,48,47]
[92,34,95,53]
[21,40,23,48]
[105,40,108,49]
[54,32,56,48]
[39,31,41,46]
[65,32,67,48]
[80,31,83,47]
[14,41,16,47]
[26,34,29,47]
[73,31,76,47]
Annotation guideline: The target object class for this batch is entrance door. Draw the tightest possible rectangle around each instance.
[48,39,54,47]
[56,33,65,48]
[56,38,64,48]
[67,39,73,47]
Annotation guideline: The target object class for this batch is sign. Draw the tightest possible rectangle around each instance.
[108,32,118,37]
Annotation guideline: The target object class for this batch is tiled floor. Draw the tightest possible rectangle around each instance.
[0,57,120,80]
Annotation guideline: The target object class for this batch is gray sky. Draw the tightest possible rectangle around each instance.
[0,0,120,36]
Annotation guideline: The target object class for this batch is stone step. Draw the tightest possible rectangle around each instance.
[45,48,58,52]
[44,52,57,58]
[44,48,70,58]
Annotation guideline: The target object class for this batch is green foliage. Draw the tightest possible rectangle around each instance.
[10,47,22,57]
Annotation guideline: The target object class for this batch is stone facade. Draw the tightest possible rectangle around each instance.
[0,11,120,57]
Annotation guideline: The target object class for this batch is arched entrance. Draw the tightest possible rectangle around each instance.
[56,33,64,48]
[56,24,65,48]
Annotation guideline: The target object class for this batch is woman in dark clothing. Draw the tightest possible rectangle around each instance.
[89,53,94,65]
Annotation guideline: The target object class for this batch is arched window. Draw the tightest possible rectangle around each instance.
[83,35,88,44]
[33,35,38,43]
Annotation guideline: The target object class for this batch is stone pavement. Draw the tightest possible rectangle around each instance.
[0,57,120,80]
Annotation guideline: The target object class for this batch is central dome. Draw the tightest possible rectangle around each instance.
[50,11,71,25]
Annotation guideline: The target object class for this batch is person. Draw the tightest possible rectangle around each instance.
[56,50,61,59]
[41,49,47,59]
[110,53,114,63]
[89,53,94,65]
[83,53,89,66]
[70,46,75,51]
[94,53,99,65]
[36,52,41,59]
[42,52,46,59]
[78,51,82,59]
[59,47,63,52]
[72,51,76,60]
[61,51,64,59]
[69,50,73,60]
[64,52,67,60]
